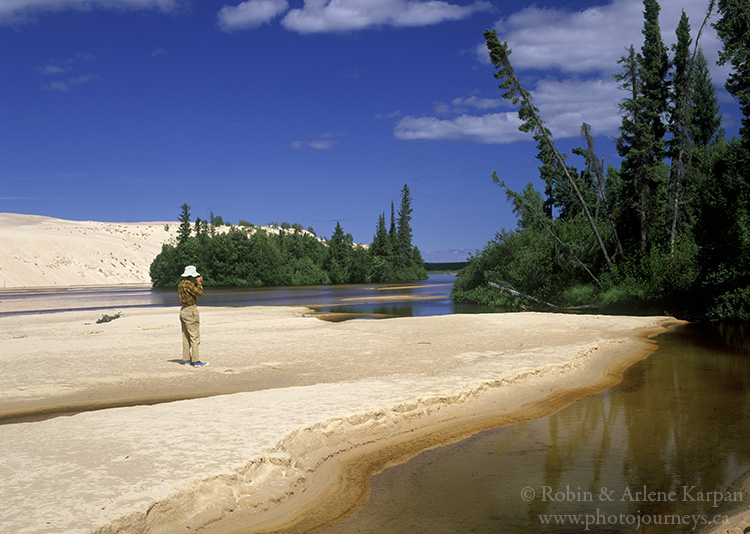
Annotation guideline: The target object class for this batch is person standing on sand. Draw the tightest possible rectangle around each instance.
[178,265,208,367]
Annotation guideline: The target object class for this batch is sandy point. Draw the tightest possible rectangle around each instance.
[0,307,680,533]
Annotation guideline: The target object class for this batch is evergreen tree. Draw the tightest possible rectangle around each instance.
[690,48,723,149]
[177,203,192,247]
[326,222,353,283]
[153,187,427,288]
[615,0,670,253]
[248,229,283,285]
[667,10,693,252]
[388,200,398,257]
[714,0,750,143]
[640,0,670,151]
[397,184,414,266]
[484,28,612,268]
[371,213,389,257]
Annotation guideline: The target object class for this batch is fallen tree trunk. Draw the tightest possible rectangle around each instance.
[488,282,600,312]
[488,282,559,309]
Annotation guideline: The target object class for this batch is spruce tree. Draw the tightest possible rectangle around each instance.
[371,213,389,257]
[484,28,612,268]
[397,184,414,266]
[667,10,693,252]
[690,48,723,148]
[177,203,192,247]
[326,222,353,283]
[714,0,750,143]
[615,0,670,252]
[388,200,398,258]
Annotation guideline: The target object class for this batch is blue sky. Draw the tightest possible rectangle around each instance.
[0,0,740,262]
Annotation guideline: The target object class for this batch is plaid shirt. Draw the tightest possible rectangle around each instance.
[178,278,203,307]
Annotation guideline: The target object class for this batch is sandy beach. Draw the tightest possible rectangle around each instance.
[0,303,677,533]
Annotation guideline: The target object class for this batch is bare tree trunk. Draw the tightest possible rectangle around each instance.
[669,1,715,255]
[501,182,604,289]
[581,123,625,258]
[504,62,613,269]
[488,282,558,309]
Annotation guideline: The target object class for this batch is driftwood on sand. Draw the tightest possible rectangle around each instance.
[96,312,122,324]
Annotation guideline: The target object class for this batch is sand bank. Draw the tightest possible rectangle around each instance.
[0,306,677,533]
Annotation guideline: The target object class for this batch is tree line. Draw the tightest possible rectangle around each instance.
[149,184,427,287]
[453,0,750,320]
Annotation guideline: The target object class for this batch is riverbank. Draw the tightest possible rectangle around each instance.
[0,307,677,533]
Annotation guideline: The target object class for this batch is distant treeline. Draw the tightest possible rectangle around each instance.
[150,185,428,287]
[425,262,469,272]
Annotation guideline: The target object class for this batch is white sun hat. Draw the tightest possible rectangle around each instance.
[181,265,200,278]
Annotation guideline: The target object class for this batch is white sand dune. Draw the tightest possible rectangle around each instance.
[0,213,177,288]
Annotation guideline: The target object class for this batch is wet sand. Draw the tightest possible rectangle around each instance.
[0,306,678,533]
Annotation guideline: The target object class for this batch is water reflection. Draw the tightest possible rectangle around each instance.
[323,323,750,534]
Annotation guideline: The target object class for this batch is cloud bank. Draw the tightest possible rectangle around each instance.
[217,0,492,33]
[0,0,188,25]
[217,0,289,31]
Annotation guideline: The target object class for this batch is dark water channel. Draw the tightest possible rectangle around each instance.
[323,322,750,534]
[0,273,483,318]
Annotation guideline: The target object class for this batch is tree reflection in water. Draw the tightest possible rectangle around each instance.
[324,323,750,534]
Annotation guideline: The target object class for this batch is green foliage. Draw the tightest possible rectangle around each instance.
[461,8,750,319]
[690,48,723,148]
[714,0,750,142]
[710,286,750,321]
[177,203,192,247]
[397,184,414,266]
[615,0,670,254]
[558,285,600,308]
[151,186,427,287]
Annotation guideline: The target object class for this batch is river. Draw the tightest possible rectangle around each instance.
[0,273,480,318]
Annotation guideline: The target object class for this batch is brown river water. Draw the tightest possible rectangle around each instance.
[322,322,750,534]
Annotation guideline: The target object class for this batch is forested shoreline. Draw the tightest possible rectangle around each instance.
[149,184,428,287]
[452,0,750,320]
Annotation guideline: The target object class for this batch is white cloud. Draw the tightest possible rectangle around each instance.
[399,0,731,145]
[37,64,67,75]
[43,73,98,92]
[291,132,346,150]
[491,0,724,77]
[217,0,289,32]
[0,0,188,25]
[37,53,98,91]
[532,77,622,139]
[434,95,503,114]
[395,112,526,144]
[281,0,492,34]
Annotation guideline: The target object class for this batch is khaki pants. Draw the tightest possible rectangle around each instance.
[180,305,200,363]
